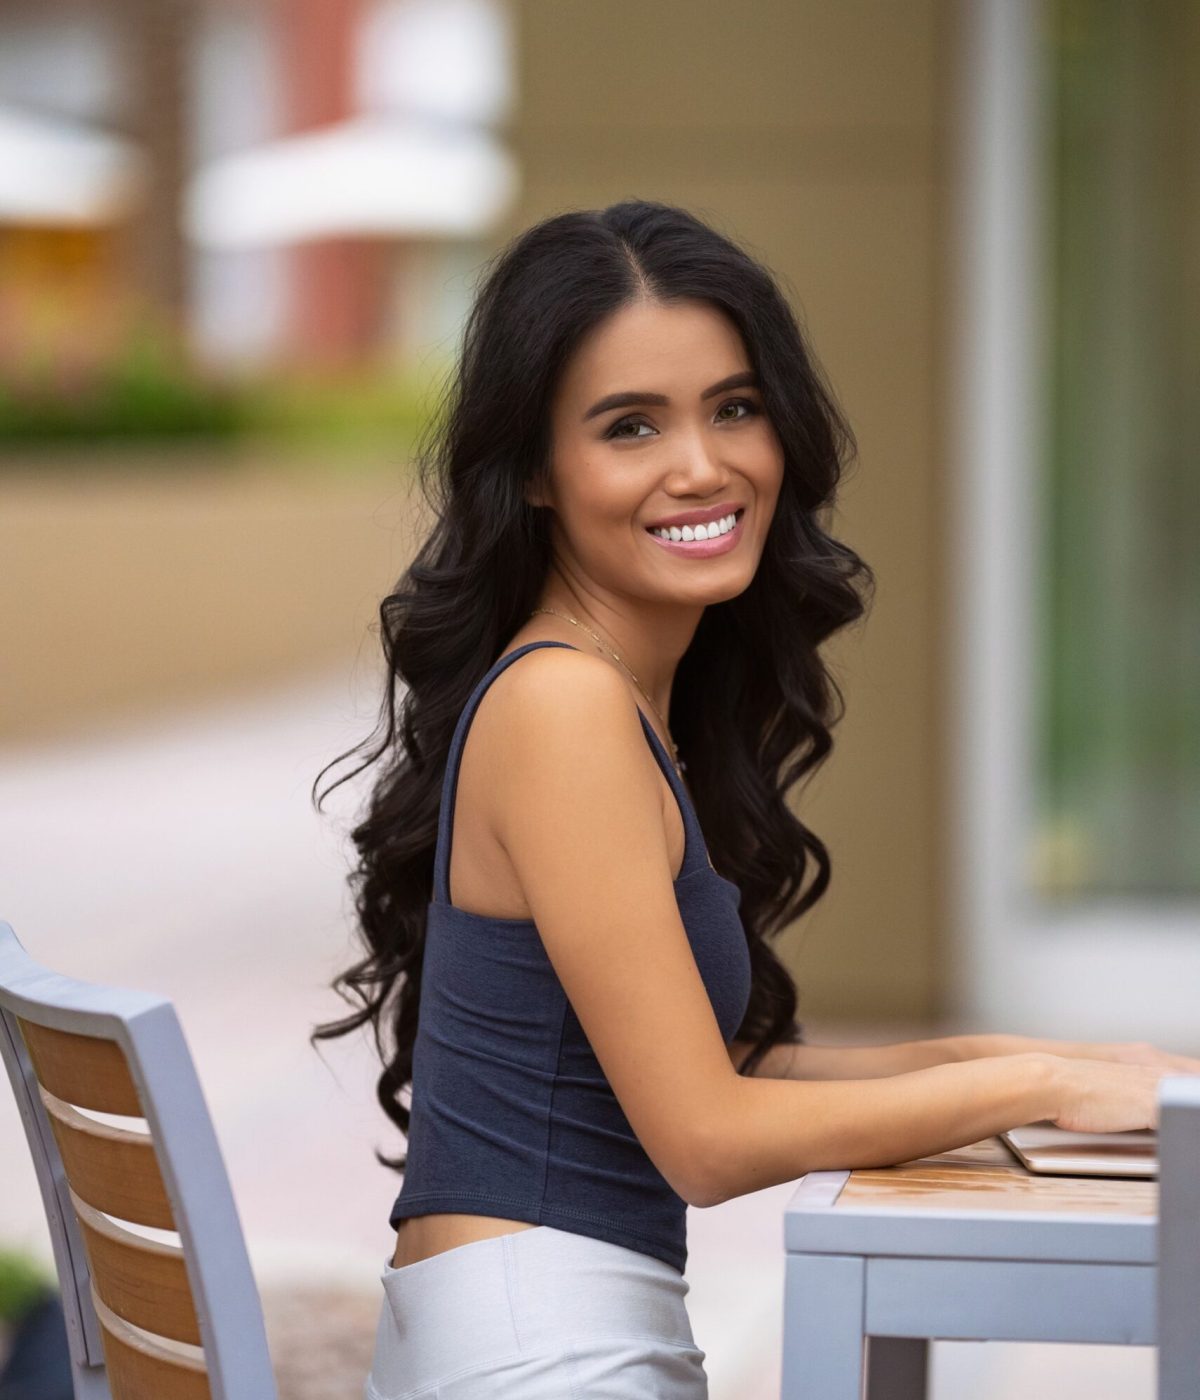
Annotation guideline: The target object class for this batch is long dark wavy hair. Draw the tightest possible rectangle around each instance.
[310,199,875,1172]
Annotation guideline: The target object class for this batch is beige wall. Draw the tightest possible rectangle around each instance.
[0,447,417,742]
[508,0,959,1021]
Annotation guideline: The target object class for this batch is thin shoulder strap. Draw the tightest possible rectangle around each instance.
[432,639,709,906]
[433,640,577,905]
[633,709,711,881]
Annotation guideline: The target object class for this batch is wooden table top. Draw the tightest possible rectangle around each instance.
[783,1134,1159,1263]
[836,1135,1158,1218]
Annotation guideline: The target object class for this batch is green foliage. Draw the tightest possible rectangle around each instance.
[236,361,446,453]
[0,1247,52,1322]
[0,326,451,457]
[0,329,243,444]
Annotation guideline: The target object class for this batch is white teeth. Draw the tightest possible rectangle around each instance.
[649,510,740,543]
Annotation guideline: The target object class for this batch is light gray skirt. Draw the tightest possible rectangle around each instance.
[365,1224,709,1398]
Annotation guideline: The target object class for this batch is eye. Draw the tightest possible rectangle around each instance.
[715,398,760,423]
[605,417,654,441]
[603,398,761,441]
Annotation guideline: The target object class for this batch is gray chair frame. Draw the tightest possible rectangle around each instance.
[0,918,277,1400]
[1158,1071,1200,1400]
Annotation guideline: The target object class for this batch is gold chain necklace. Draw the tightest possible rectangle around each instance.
[528,607,687,776]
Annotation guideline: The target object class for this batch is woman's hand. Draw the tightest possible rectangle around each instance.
[1067,1039,1200,1075]
[1045,1055,1175,1134]
[953,1035,1200,1133]
[954,1032,1200,1076]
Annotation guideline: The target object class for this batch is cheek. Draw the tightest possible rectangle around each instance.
[572,461,643,524]
[553,471,645,555]
[757,447,786,503]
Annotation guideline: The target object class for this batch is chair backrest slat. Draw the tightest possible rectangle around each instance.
[70,1185,202,1347]
[90,1278,210,1400]
[18,1016,144,1116]
[39,1085,177,1230]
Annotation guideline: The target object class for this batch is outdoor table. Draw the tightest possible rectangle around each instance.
[780,1135,1157,1399]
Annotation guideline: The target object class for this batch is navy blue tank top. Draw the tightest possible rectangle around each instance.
[388,640,753,1273]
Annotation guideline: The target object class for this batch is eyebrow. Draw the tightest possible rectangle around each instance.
[582,370,760,423]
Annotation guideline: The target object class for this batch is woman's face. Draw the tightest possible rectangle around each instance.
[537,297,785,610]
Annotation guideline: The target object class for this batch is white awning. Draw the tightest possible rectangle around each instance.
[185,115,519,249]
[0,104,144,225]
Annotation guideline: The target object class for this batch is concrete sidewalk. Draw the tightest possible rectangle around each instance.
[0,672,1155,1398]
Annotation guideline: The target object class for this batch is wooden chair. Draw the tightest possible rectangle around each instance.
[0,919,277,1399]
[1158,1071,1200,1400]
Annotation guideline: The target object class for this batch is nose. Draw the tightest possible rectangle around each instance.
[667,425,729,492]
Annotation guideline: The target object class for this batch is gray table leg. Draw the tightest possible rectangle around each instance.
[781,1253,866,1399]
[866,1336,929,1400]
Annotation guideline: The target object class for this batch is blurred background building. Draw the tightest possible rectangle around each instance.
[1,2,1196,1396]
[0,0,515,370]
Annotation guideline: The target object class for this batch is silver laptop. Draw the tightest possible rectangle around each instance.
[1001,1120,1158,1178]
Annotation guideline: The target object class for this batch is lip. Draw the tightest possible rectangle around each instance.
[645,506,745,558]
[643,499,743,530]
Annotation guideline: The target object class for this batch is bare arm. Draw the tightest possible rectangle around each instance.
[725,1028,1147,1082]
[703,1051,1060,1207]
[728,1035,970,1080]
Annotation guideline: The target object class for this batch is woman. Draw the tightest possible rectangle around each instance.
[312,200,1193,1398]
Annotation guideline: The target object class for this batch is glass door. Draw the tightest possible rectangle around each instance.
[949,0,1200,1042]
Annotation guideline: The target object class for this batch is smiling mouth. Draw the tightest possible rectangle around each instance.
[645,506,745,541]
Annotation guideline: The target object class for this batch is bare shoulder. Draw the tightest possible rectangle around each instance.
[490,640,628,699]
[485,642,636,733]
[478,644,655,816]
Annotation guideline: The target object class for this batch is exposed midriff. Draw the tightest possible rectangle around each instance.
[391,1214,541,1268]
